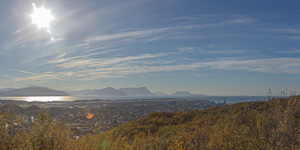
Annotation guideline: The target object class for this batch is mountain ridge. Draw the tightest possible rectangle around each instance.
[0,86,206,97]
[84,87,127,96]
[119,87,153,96]
[0,86,69,96]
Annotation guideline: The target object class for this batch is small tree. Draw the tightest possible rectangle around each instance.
[0,104,28,149]
[28,112,72,150]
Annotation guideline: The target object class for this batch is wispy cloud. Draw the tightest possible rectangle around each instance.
[12,27,24,35]
[0,50,6,56]
[290,36,300,40]
[274,48,300,53]
[55,53,167,69]
[3,69,63,83]
[169,35,206,40]
[70,57,300,80]
[71,63,199,81]
[13,74,63,82]
[83,28,169,43]
[269,28,300,34]
[45,49,120,65]
[7,57,300,83]
[79,17,254,48]
[178,47,195,53]
[178,47,250,54]
[46,37,65,45]
[168,15,219,21]
[55,52,67,59]
[6,69,39,75]
[200,58,300,74]
[266,28,300,40]
[167,14,247,22]
[224,18,254,24]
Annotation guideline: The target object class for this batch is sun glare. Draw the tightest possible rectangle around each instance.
[30,3,53,29]
[26,96,62,102]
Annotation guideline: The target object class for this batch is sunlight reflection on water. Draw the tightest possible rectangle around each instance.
[26,96,62,102]
[0,96,267,103]
[0,96,76,102]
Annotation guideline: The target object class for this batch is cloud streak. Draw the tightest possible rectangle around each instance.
[83,28,169,43]
[200,58,300,74]
[274,48,300,54]
[55,53,168,69]
[178,47,251,54]
[13,74,63,82]
[6,69,39,75]
[79,17,254,49]
[12,57,300,83]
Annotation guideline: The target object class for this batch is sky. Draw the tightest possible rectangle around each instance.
[0,0,300,96]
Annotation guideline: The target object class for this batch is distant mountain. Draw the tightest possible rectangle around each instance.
[171,91,193,96]
[0,88,15,92]
[0,86,69,96]
[192,94,206,97]
[67,87,205,98]
[171,91,205,97]
[84,87,127,96]
[66,89,98,95]
[153,91,169,96]
[119,87,153,96]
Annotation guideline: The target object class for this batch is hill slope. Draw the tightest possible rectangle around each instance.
[72,96,300,150]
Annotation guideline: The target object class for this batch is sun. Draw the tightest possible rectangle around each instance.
[30,3,54,29]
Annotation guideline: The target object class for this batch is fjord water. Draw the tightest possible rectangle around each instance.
[203,96,268,104]
[0,96,76,102]
[0,95,267,104]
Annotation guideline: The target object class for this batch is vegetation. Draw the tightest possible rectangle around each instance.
[0,105,71,149]
[0,96,299,149]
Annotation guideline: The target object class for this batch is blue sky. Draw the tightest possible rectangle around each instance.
[0,0,300,95]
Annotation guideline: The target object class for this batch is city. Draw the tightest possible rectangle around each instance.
[0,98,226,138]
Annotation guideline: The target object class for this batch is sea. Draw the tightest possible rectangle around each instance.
[0,95,268,104]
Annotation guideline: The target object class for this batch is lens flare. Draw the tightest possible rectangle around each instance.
[87,113,94,119]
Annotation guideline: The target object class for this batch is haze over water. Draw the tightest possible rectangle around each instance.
[0,95,267,104]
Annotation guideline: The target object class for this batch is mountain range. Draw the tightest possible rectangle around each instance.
[119,87,153,96]
[0,86,69,96]
[171,91,193,96]
[84,87,127,96]
[69,87,154,96]
[0,86,205,97]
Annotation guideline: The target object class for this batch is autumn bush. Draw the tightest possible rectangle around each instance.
[0,107,71,150]
[79,96,299,150]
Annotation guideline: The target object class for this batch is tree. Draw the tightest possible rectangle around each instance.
[28,112,72,150]
[0,104,28,149]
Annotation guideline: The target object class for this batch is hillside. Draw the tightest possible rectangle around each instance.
[72,96,299,150]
